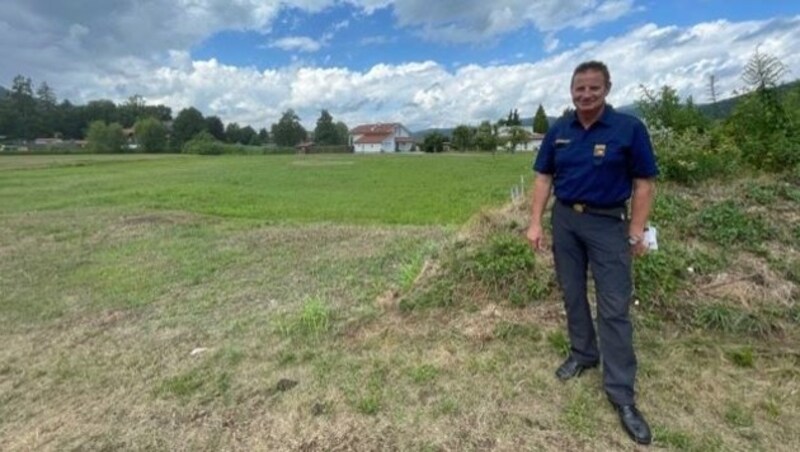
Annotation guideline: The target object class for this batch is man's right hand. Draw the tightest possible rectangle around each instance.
[526,224,545,252]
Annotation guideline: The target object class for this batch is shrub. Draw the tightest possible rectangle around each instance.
[182,131,258,155]
[134,117,168,153]
[650,127,741,184]
[86,120,125,153]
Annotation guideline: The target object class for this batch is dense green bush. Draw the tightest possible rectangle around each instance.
[650,127,741,184]
[182,131,270,155]
[134,117,168,153]
[86,120,125,153]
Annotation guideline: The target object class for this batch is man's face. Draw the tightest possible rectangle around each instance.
[571,69,609,115]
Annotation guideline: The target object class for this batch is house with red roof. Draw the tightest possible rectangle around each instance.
[349,123,415,153]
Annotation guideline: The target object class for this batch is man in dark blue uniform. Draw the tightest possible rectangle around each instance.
[527,61,658,445]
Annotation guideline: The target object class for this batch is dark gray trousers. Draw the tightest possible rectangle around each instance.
[551,201,637,405]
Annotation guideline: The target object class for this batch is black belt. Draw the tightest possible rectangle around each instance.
[558,199,627,220]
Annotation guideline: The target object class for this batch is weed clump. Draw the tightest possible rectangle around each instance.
[400,232,554,311]
[696,201,771,249]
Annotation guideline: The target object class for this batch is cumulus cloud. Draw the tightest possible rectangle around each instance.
[63,15,795,132]
[1,0,799,132]
[384,0,636,43]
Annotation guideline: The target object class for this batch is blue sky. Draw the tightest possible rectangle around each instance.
[1,1,799,130]
[195,0,800,72]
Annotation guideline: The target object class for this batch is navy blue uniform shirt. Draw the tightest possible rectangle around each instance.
[533,106,658,207]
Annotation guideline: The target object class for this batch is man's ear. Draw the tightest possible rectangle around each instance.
[607,81,613,92]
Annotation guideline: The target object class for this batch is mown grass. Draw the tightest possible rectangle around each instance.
[1,154,798,451]
[0,153,532,225]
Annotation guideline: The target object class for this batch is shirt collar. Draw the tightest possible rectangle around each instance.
[570,104,615,128]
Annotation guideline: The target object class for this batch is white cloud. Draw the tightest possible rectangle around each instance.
[544,34,560,53]
[359,35,397,46]
[150,16,797,130]
[385,0,637,43]
[1,1,799,133]
[270,36,323,52]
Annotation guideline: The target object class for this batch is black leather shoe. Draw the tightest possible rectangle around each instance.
[613,404,652,445]
[555,356,598,381]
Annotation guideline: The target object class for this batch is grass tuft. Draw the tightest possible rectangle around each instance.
[547,330,570,357]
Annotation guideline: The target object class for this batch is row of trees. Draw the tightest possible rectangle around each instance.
[0,75,353,152]
[0,77,171,141]
[424,104,551,153]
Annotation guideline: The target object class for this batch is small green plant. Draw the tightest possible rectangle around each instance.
[276,296,332,340]
[357,395,380,415]
[693,304,740,333]
[300,297,330,337]
[745,184,780,205]
[694,304,778,337]
[156,371,205,398]
[696,201,771,248]
[726,346,755,368]
[633,251,688,308]
[562,389,597,435]
[547,330,570,356]
[494,321,541,341]
[472,233,535,287]
[409,364,438,384]
[435,397,459,416]
[398,255,424,291]
[653,425,693,450]
[724,402,754,428]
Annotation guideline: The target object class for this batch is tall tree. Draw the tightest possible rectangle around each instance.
[637,85,708,132]
[506,126,530,152]
[334,121,349,145]
[35,82,58,137]
[258,127,269,144]
[451,125,475,151]
[533,104,549,134]
[84,99,118,125]
[115,95,144,127]
[728,48,797,170]
[271,109,307,147]
[134,117,168,152]
[225,122,242,143]
[239,125,258,145]
[10,75,35,139]
[474,120,497,152]
[422,132,446,153]
[172,107,206,150]
[205,116,225,141]
[313,109,338,145]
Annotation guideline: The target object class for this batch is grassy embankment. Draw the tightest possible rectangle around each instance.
[0,153,797,451]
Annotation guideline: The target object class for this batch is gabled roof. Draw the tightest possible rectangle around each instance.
[350,123,400,134]
[354,133,392,144]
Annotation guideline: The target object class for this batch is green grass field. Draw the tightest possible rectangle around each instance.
[0,153,532,224]
[1,153,798,451]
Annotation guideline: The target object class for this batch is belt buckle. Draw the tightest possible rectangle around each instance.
[573,203,585,213]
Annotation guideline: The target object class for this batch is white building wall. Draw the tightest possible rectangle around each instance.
[354,143,383,153]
